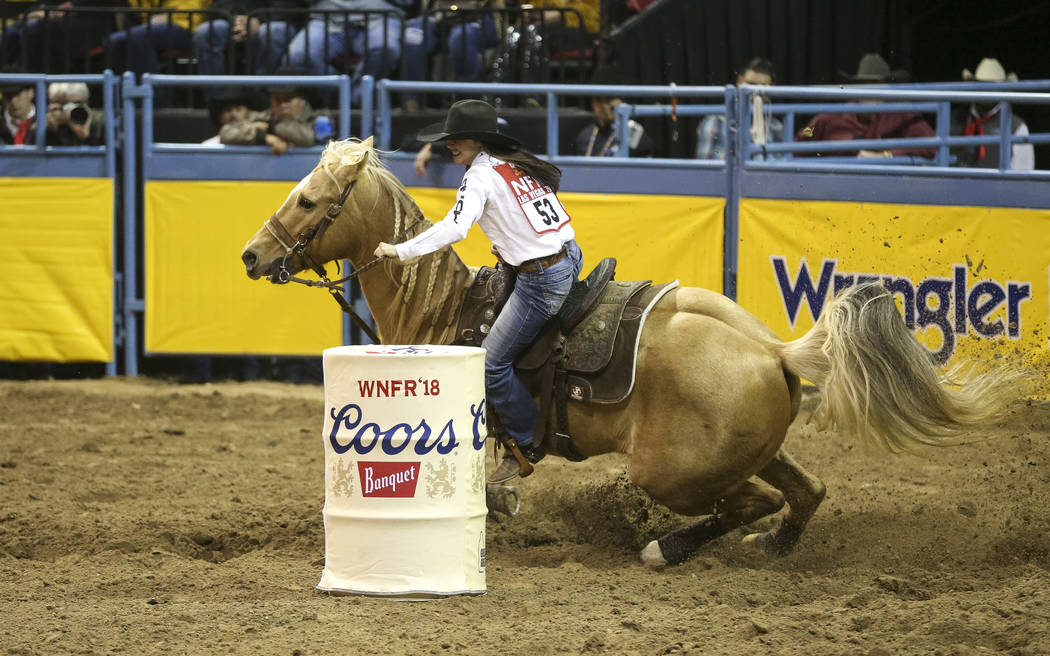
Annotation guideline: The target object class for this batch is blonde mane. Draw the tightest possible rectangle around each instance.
[319,138,473,345]
[320,139,423,230]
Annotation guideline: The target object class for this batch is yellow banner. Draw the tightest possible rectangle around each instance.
[738,198,1050,371]
[145,181,724,355]
[0,177,113,362]
[409,188,724,290]
[145,180,341,355]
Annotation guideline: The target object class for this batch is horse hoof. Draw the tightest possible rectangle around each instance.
[486,484,521,517]
[640,540,667,566]
[741,532,775,553]
[742,531,793,557]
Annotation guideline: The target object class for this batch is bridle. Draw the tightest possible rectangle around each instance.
[262,177,425,345]
[263,179,389,343]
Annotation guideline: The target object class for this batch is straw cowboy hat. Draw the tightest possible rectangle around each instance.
[416,99,521,148]
[962,58,1018,82]
[839,53,910,83]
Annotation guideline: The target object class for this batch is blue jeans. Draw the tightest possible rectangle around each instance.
[0,22,23,67]
[105,22,192,77]
[194,19,293,100]
[482,240,583,446]
[286,17,401,106]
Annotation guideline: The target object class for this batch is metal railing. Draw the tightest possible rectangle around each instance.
[376,78,725,161]
[0,69,117,163]
[4,73,1050,374]
[0,70,120,374]
[0,7,231,74]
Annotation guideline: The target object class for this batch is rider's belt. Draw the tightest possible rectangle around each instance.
[515,245,568,274]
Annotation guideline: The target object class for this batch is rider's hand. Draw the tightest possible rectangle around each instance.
[374,242,398,259]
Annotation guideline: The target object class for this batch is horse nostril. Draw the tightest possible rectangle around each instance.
[242,250,257,271]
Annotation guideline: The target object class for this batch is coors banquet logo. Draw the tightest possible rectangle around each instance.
[357,461,421,498]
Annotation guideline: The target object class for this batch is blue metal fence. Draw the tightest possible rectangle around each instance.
[3,72,1050,374]
[0,71,119,374]
[119,72,369,375]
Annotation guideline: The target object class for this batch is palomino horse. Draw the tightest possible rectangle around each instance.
[241,138,1017,566]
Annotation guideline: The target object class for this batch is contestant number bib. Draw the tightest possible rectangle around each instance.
[494,163,572,235]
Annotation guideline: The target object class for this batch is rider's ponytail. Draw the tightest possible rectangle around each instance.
[482,142,563,192]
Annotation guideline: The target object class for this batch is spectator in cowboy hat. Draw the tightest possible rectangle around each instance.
[795,52,935,159]
[838,52,911,84]
[0,68,36,145]
[950,57,1034,170]
[202,86,266,145]
[219,68,319,154]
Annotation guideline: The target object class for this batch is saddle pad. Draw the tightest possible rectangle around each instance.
[566,281,679,404]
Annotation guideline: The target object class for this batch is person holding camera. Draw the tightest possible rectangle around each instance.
[43,81,103,146]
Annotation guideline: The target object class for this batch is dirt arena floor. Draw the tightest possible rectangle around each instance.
[1,378,1049,656]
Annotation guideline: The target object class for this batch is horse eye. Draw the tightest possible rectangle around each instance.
[298,196,316,211]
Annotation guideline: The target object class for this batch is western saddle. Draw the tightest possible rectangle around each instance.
[454,258,678,461]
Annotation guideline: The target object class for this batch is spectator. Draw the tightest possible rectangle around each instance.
[573,65,654,157]
[219,70,317,153]
[795,53,935,159]
[202,85,265,144]
[194,0,305,101]
[43,81,104,145]
[0,0,123,73]
[697,56,783,160]
[401,0,505,112]
[0,72,36,145]
[286,0,412,106]
[951,57,1034,170]
[104,0,210,83]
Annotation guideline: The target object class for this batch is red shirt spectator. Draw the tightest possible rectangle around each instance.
[796,109,936,158]
[795,53,936,159]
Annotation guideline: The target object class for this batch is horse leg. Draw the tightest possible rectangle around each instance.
[640,480,785,566]
[743,447,826,556]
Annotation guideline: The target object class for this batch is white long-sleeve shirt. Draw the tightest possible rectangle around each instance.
[395,152,575,266]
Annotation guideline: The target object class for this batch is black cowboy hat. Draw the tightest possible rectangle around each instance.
[266,67,322,107]
[207,86,266,126]
[839,53,911,83]
[417,99,521,148]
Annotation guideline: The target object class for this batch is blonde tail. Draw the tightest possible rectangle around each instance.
[775,282,1021,452]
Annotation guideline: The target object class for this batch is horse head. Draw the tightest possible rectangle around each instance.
[241,136,380,281]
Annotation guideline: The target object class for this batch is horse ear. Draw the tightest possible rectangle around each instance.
[338,147,370,168]
[362,136,374,149]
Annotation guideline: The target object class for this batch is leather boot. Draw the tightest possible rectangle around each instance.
[488,440,545,484]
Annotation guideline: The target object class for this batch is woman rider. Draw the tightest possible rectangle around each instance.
[374,99,583,484]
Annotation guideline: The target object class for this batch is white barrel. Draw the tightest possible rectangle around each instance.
[317,344,488,597]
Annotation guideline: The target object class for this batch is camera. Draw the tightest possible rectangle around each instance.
[62,102,90,126]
